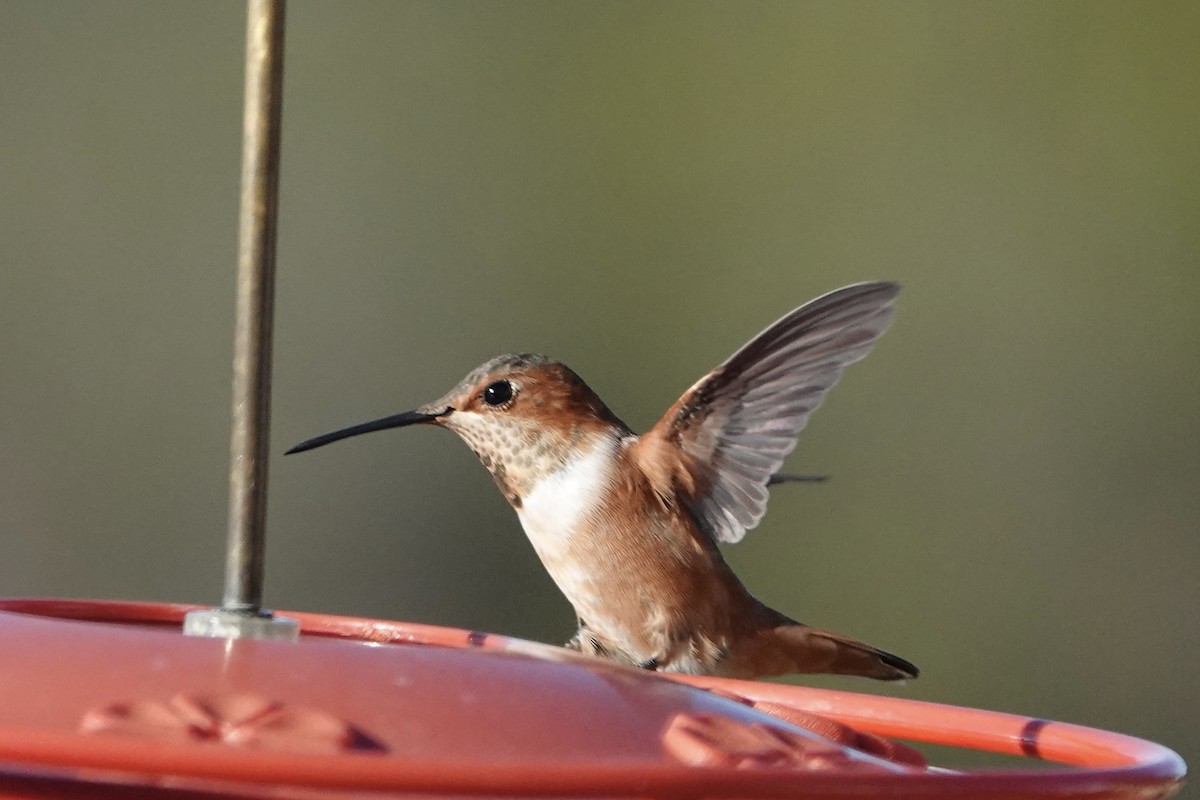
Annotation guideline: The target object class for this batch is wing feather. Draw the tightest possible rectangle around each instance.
[635,282,899,544]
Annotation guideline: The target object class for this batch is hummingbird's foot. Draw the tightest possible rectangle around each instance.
[565,620,608,656]
[565,626,664,672]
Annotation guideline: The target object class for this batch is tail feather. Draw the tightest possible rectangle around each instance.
[794,626,919,681]
[725,606,918,681]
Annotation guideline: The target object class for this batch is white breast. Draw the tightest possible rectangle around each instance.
[515,436,617,562]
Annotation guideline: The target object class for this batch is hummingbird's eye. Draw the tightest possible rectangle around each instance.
[482,380,514,407]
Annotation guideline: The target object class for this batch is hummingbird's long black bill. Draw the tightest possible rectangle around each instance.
[285,409,449,455]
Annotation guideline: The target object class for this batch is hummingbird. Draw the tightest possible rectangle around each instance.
[287,282,917,681]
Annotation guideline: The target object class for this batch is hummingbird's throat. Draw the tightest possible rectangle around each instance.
[445,412,573,509]
[481,456,520,507]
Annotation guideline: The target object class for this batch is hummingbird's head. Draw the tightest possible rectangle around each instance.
[286,353,629,506]
[413,353,628,502]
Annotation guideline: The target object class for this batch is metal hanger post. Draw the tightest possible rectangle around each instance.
[185,0,297,640]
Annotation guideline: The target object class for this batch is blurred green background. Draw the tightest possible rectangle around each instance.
[1,0,1196,780]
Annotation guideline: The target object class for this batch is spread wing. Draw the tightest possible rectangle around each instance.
[635,282,899,544]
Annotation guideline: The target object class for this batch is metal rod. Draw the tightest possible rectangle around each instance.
[222,0,286,613]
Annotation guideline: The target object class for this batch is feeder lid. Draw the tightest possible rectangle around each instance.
[0,599,913,797]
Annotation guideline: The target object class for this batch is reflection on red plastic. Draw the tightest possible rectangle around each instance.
[701,686,929,769]
[662,712,883,772]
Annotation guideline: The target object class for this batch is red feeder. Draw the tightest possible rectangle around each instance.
[0,598,1183,799]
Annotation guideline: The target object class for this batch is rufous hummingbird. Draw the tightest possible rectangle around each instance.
[288,282,917,681]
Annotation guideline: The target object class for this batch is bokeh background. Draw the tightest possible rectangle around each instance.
[1,0,1196,780]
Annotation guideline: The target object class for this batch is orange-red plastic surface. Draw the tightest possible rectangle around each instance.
[0,598,1184,799]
